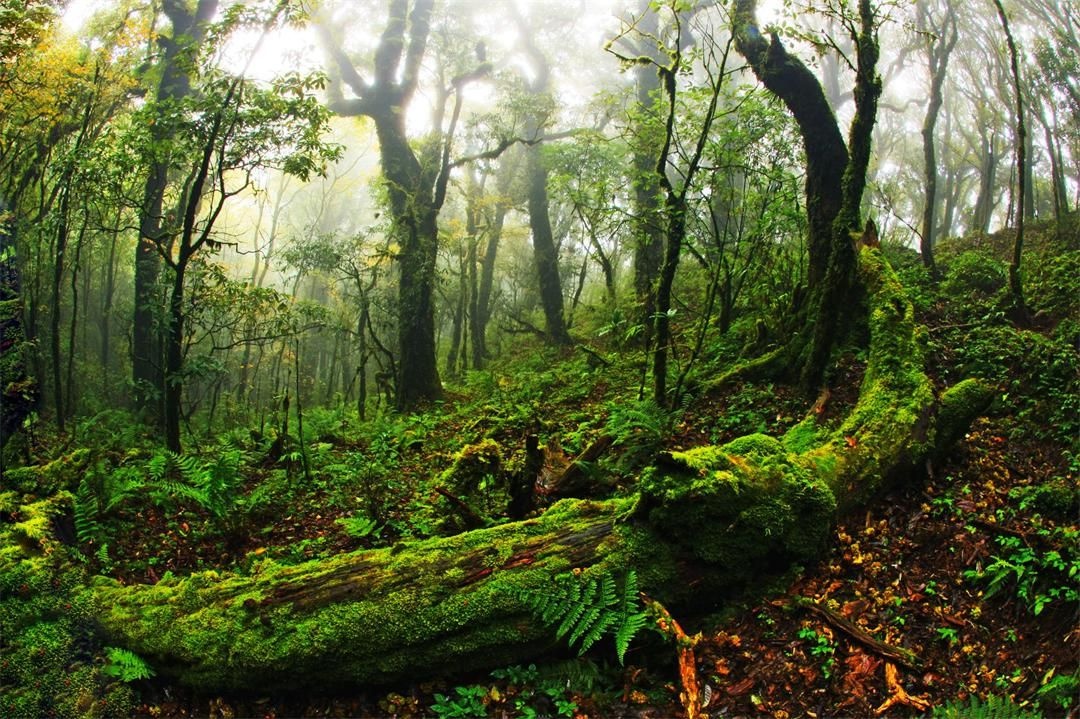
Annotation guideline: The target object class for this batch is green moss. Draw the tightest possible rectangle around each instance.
[934,379,995,455]
[0,496,132,719]
[722,433,785,458]
[781,417,827,454]
[638,447,836,579]
[91,496,642,689]
[3,467,39,494]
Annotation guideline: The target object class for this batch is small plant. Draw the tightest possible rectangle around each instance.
[517,569,648,664]
[147,449,247,521]
[102,646,155,682]
[336,514,382,539]
[431,684,488,718]
[931,693,1041,719]
[963,533,1079,615]
[1034,668,1079,713]
[491,664,579,718]
[797,626,836,679]
[935,627,960,646]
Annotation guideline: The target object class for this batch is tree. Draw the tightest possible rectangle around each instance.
[128,5,338,451]
[733,0,882,391]
[511,7,573,346]
[990,0,1030,326]
[133,0,218,422]
[317,0,491,409]
[917,0,958,276]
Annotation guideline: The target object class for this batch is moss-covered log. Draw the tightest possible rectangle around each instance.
[89,249,992,690]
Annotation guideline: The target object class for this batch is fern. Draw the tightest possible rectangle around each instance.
[604,400,670,471]
[201,449,245,519]
[518,570,648,664]
[336,514,382,539]
[102,646,155,682]
[932,694,1042,719]
[146,450,246,519]
[614,569,648,663]
[73,478,102,545]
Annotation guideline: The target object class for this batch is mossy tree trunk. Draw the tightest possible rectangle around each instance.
[733,0,882,391]
[90,248,992,691]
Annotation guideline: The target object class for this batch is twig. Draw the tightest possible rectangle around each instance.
[433,487,487,529]
[642,594,702,719]
[791,598,923,672]
[874,662,931,715]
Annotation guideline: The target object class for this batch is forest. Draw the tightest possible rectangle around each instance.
[0,0,1077,716]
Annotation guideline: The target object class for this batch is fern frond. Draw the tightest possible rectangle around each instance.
[102,646,155,682]
[147,452,169,483]
[557,577,597,640]
[614,611,648,664]
[575,609,617,654]
[517,569,648,665]
[74,478,102,545]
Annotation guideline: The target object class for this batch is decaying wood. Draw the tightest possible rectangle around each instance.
[874,662,931,714]
[434,486,488,529]
[508,434,542,519]
[645,594,702,719]
[547,435,614,498]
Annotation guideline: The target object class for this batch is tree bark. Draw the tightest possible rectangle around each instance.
[734,0,881,392]
[514,10,572,347]
[630,3,666,339]
[525,141,572,346]
[319,0,492,408]
[90,248,993,691]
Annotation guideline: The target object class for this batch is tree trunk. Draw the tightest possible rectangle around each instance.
[90,249,993,691]
[972,130,998,234]
[446,243,467,377]
[630,4,666,339]
[525,141,572,346]
[0,200,35,457]
[918,0,957,276]
[473,152,517,369]
[163,259,187,454]
[992,0,1029,325]
[133,0,218,423]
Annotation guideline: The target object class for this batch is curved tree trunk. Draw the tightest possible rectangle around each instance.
[89,249,992,691]
[733,0,881,392]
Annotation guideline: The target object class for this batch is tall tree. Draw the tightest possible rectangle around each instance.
[133,0,218,422]
[917,0,958,276]
[611,2,731,406]
[512,7,573,346]
[626,1,666,339]
[318,0,491,408]
[733,0,882,391]
[991,0,1030,325]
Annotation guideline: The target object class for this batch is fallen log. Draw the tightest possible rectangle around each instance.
[87,249,993,690]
